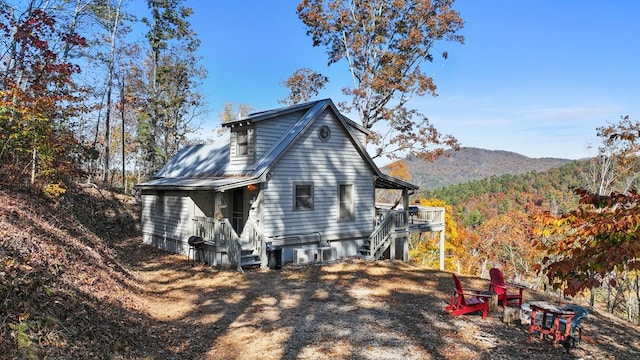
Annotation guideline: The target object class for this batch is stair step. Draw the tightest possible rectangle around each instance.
[241,259,262,267]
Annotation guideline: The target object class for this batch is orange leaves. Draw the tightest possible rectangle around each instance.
[384,160,412,181]
[1,4,86,182]
[535,185,640,296]
[296,0,463,160]
[280,68,329,106]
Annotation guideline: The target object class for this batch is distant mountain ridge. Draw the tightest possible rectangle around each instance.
[395,147,576,190]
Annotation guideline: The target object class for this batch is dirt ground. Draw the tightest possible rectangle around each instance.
[118,237,640,360]
[4,186,639,359]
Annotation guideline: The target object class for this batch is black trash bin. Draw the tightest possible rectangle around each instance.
[267,246,282,270]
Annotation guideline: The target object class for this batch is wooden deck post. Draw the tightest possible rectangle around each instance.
[439,228,445,271]
[390,236,396,261]
[402,235,409,261]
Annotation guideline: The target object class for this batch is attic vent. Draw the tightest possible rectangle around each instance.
[318,125,331,142]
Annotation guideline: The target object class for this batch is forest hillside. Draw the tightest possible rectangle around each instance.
[409,159,588,275]
[400,147,575,189]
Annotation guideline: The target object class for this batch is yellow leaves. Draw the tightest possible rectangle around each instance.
[384,160,411,181]
[43,183,66,198]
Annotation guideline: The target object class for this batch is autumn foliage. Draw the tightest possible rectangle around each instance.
[0,6,86,184]
[296,0,463,160]
[536,188,640,296]
[532,117,640,297]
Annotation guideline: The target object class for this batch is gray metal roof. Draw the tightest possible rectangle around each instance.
[135,176,261,192]
[224,98,371,136]
[136,98,418,192]
[153,142,230,178]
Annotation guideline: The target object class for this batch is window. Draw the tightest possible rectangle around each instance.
[294,183,313,211]
[156,191,164,215]
[339,184,354,221]
[236,130,248,156]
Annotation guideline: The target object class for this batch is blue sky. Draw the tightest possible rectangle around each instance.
[173,0,640,160]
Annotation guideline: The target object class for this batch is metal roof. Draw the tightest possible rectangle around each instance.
[223,98,371,136]
[153,141,230,179]
[374,174,418,190]
[136,99,418,192]
[135,176,261,192]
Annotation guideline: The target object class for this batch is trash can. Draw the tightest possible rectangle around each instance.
[267,246,282,270]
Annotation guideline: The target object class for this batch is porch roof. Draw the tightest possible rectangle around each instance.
[135,175,260,192]
[375,174,418,190]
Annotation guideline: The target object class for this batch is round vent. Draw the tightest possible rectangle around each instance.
[318,125,331,141]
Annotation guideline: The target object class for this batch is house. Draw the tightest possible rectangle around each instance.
[135,99,445,271]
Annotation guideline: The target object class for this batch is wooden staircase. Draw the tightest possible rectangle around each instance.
[359,236,392,260]
[359,211,399,260]
[238,238,263,268]
[236,217,267,271]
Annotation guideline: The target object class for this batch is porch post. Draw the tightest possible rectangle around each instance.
[390,236,396,261]
[439,229,445,271]
[402,235,409,262]
[402,189,410,223]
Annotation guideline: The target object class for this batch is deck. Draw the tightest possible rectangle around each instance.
[191,204,447,270]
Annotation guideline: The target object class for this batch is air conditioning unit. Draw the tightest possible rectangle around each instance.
[318,246,336,262]
[293,248,316,264]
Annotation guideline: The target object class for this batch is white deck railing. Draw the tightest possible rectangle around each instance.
[375,205,445,227]
[192,216,243,272]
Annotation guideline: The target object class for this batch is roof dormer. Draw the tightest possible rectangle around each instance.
[228,122,255,167]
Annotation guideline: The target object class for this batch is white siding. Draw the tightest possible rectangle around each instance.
[254,110,306,159]
[262,109,375,241]
[229,127,255,168]
[140,190,194,245]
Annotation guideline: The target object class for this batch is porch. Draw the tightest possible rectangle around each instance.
[190,204,446,272]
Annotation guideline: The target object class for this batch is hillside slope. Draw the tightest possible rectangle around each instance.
[1,185,639,359]
[401,147,575,189]
[0,185,164,358]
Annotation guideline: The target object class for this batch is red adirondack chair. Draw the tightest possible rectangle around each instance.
[489,268,525,307]
[445,273,490,318]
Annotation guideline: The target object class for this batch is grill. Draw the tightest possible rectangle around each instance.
[188,235,205,266]
[408,206,419,224]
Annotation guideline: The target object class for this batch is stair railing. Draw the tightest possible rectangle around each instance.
[192,216,216,241]
[368,210,402,259]
[240,217,267,267]
[217,218,243,273]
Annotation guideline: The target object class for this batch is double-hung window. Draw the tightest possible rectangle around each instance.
[294,183,313,211]
[236,130,248,156]
[339,184,354,221]
[156,191,165,215]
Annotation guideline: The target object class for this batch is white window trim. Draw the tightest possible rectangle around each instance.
[338,183,355,221]
[293,182,314,211]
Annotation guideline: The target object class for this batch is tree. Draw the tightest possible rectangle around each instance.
[96,0,127,183]
[136,0,205,176]
[296,0,464,161]
[536,116,640,296]
[279,67,329,105]
[219,102,254,124]
[474,211,536,281]
[583,115,640,196]
[385,160,411,181]
[0,1,87,184]
[410,198,460,271]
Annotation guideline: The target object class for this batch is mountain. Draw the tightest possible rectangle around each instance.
[397,147,576,189]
